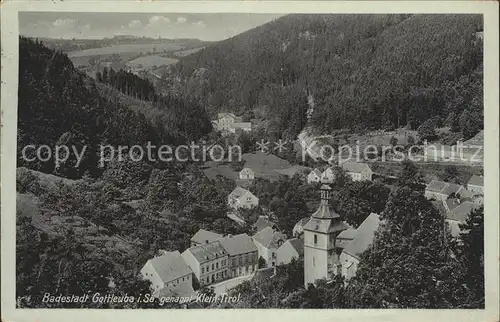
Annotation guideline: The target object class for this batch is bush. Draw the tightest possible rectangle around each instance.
[16,169,42,195]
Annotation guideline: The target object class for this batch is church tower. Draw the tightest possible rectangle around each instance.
[304,184,349,287]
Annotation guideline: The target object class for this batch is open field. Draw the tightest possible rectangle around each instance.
[126,55,179,68]
[67,43,185,58]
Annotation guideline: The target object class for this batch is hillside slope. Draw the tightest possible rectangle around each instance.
[18,37,212,178]
[166,14,483,139]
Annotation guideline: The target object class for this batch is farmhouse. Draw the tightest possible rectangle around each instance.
[190,229,223,248]
[228,187,259,210]
[140,250,194,298]
[239,167,255,180]
[219,233,259,278]
[252,226,287,268]
[181,240,229,286]
[424,180,470,201]
[340,162,373,181]
[307,169,322,184]
[340,213,381,280]
[277,238,304,265]
[467,175,484,195]
[212,112,252,134]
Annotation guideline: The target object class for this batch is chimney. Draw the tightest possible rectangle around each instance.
[228,234,233,238]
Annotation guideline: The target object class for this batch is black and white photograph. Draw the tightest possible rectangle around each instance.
[1,1,499,320]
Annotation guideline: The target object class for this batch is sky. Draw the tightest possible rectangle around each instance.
[19,12,283,41]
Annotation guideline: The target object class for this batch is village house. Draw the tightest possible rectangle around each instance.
[277,238,304,265]
[340,213,381,280]
[239,167,255,180]
[140,250,195,298]
[181,240,229,286]
[446,201,482,238]
[219,233,259,278]
[340,162,373,181]
[424,180,470,201]
[212,112,252,134]
[321,167,336,183]
[467,175,484,195]
[334,226,357,250]
[307,169,322,184]
[303,185,350,286]
[190,229,223,248]
[252,226,287,268]
[228,186,259,210]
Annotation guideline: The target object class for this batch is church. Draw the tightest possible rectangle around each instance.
[303,184,350,287]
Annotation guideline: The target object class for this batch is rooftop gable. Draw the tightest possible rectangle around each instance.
[343,213,381,260]
[219,233,258,255]
[148,251,193,284]
[190,229,223,245]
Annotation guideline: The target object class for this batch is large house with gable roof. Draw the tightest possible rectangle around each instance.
[424,180,471,201]
[190,229,223,248]
[228,186,259,210]
[219,233,259,278]
[181,240,229,286]
[340,162,373,181]
[252,226,287,268]
[140,250,195,298]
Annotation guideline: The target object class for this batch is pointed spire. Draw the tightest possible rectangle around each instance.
[311,184,339,219]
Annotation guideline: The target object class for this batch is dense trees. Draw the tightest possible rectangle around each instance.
[167,14,482,139]
[18,37,212,179]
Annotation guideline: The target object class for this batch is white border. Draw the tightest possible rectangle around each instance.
[2,2,499,322]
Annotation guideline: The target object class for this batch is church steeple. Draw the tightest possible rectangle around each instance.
[311,184,340,220]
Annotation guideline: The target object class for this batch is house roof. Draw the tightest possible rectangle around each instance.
[445,198,461,212]
[190,229,223,245]
[240,167,254,175]
[341,161,371,173]
[147,251,192,284]
[159,280,195,298]
[228,186,256,200]
[446,201,480,222]
[218,112,236,119]
[309,196,340,220]
[343,213,381,260]
[337,227,357,240]
[425,180,449,193]
[309,168,322,177]
[441,183,466,196]
[219,233,257,255]
[294,217,310,229]
[253,226,286,249]
[184,240,227,264]
[286,238,304,256]
[254,216,274,232]
[468,175,484,187]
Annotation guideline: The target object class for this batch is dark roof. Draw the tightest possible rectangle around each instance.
[303,216,350,234]
[468,175,484,187]
[445,198,461,212]
[148,251,192,283]
[219,233,257,255]
[253,226,286,249]
[446,201,481,222]
[309,199,339,220]
[425,180,449,193]
[185,240,227,264]
[190,229,223,245]
[287,238,304,256]
[253,216,274,232]
[228,186,256,201]
[343,213,381,260]
[159,281,195,298]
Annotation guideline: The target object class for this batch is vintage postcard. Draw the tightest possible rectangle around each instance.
[1,1,499,322]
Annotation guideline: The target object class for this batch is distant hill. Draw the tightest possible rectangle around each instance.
[165,14,483,140]
[18,37,212,179]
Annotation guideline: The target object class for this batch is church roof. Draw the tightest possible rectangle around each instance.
[303,216,349,234]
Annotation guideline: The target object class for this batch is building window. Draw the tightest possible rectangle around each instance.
[313,257,315,267]
[314,234,318,245]
[216,262,219,269]
[202,267,204,274]
[212,263,215,270]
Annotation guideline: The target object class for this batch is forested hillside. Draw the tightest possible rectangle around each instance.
[168,14,483,140]
[18,37,212,178]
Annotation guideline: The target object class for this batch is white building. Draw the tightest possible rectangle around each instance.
[140,250,195,298]
[340,162,373,181]
[307,169,322,184]
[228,186,259,210]
[181,240,229,286]
[277,238,304,265]
[252,226,286,268]
[340,213,381,280]
[212,112,252,134]
[446,201,482,238]
[239,168,255,180]
[303,184,350,287]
